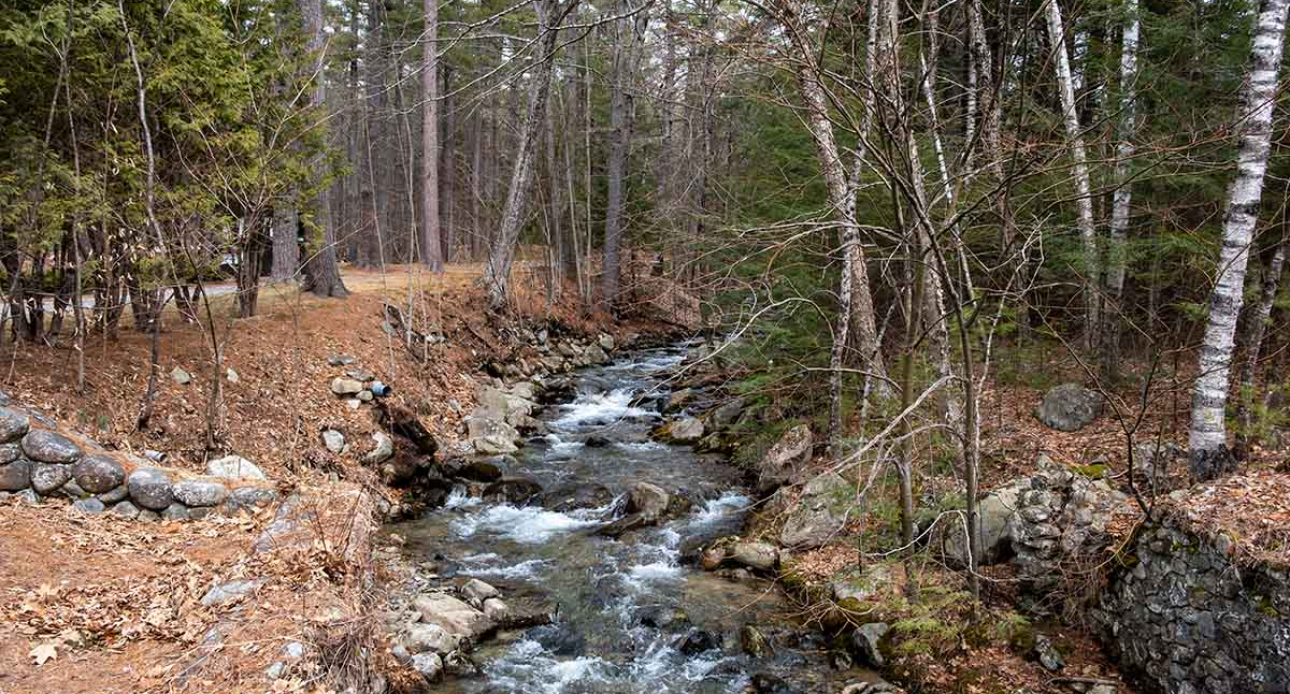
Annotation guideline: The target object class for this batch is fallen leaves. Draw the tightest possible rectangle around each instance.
[29,641,57,666]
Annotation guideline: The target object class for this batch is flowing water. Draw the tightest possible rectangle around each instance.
[393,345,863,694]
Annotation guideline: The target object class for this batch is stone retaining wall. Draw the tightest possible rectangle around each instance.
[1092,516,1290,694]
[0,403,277,520]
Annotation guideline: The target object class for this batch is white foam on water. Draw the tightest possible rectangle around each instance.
[485,639,614,694]
[451,504,600,544]
[554,388,650,428]
[615,440,667,452]
[626,560,684,586]
[442,487,482,510]
[688,492,751,527]
[461,558,550,579]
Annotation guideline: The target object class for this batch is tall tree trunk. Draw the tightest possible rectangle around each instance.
[299,0,348,297]
[442,65,456,263]
[1188,0,1290,481]
[1044,0,1099,348]
[1101,0,1140,384]
[470,111,484,260]
[1236,228,1288,456]
[421,0,443,271]
[602,1,641,307]
[484,0,579,308]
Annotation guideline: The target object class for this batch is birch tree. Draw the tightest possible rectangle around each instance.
[1188,0,1290,481]
[1044,0,1099,346]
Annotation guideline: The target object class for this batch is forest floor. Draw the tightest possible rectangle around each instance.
[0,260,685,694]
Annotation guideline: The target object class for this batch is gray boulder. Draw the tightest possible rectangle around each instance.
[0,443,21,464]
[0,459,32,491]
[73,455,126,494]
[756,424,813,494]
[127,467,175,511]
[934,479,1028,568]
[111,501,141,519]
[362,432,395,465]
[658,417,704,443]
[30,463,71,494]
[222,486,279,514]
[1034,383,1105,432]
[172,367,192,385]
[201,579,263,607]
[173,480,229,507]
[414,593,491,639]
[403,623,460,656]
[627,482,671,520]
[21,429,82,463]
[205,455,266,480]
[410,652,443,680]
[0,407,31,443]
[321,429,345,454]
[96,484,129,504]
[779,472,852,549]
[851,622,890,668]
[163,503,191,521]
[461,578,500,605]
[729,540,779,572]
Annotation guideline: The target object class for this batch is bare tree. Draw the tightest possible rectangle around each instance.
[299,0,349,297]
[421,0,444,272]
[1101,0,1140,383]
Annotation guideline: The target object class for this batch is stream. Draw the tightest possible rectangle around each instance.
[393,344,872,693]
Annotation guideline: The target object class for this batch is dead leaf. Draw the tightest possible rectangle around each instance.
[29,642,57,667]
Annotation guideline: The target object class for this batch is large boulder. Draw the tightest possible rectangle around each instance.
[466,416,520,455]
[127,467,175,511]
[0,407,31,443]
[779,472,853,549]
[21,429,82,464]
[756,425,813,494]
[483,476,543,505]
[655,417,704,443]
[74,455,126,494]
[933,479,1028,567]
[402,623,461,656]
[539,483,615,513]
[205,455,267,481]
[173,480,229,507]
[414,593,492,640]
[362,432,395,465]
[30,463,71,494]
[730,540,779,572]
[626,482,670,520]
[1034,383,1105,432]
[0,458,32,491]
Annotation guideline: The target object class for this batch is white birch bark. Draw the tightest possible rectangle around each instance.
[1044,0,1099,345]
[1101,0,1139,381]
[1188,0,1290,480]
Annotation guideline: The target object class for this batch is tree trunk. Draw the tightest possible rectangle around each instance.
[601,1,639,308]
[1188,0,1290,481]
[1235,228,1288,456]
[270,205,299,281]
[442,65,456,263]
[1044,0,1100,348]
[299,0,348,297]
[484,0,579,308]
[421,0,443,271]
[1101,0,1140,384]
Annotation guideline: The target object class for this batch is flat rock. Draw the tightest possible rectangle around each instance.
[127,467,175,511]
[30,463,71,494]
[201,579,263,607]
[402,623,461,656]
[205,455,266,481]
[0,459,32,491]
[73,497,106,515]
[462,578,500,604]
[21,429,82,464]
[73,455,126,494]
[0,407,31,443]
[173,480,229,507]
[331,377,364,396]
[111,501,140,519]
[414,593,491,639]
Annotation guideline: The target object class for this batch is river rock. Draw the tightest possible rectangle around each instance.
[0,459,32,491]
[21,429,82,464]
[30,463,71,494]
[677,628,719,655]
[462,578,500,604]
[321,429,345,454]
[163,503,191,521]
[482,597,510,622]
[127,467,175,511]
[205,455,266,480]
[0,407,30,442]
[171,367,192,385]
[331,377,364,396]
[73,497,106,514]
[362,432,394,465]
[402,623,460,656]
[779,472,851,549]
[626,482,670,519]
[483,476,543,505]
[1034,383,1105,432]
[756,424,813,494]
[852,622,889,668]
[729,540,779,572]
[222,486,279,514]
[539,483,614,513]
[173,480,229,507]
[447,458,504,483]
[73,455,126,494]
[467,416,520,455]
[656,417,704,443]
[0,443,20,464]
[410,652,443,680]
[741,624,773,658]
[414,593,491,639]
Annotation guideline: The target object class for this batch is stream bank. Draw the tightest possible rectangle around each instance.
[380,340,894,694]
